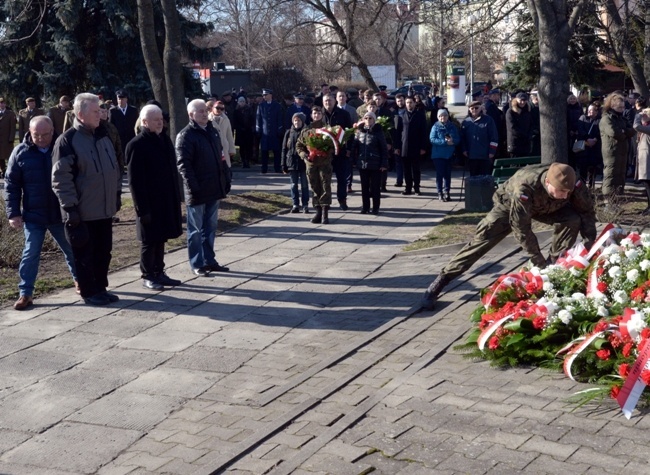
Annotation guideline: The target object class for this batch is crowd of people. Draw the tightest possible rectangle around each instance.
[2,83,649,312]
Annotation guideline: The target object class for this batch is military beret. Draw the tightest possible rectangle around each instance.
[60,95,71,103]
[115,90,128,98]
[547,163,576,191]
[26,97,35,102]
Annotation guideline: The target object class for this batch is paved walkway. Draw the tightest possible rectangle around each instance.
[0,167,648,475]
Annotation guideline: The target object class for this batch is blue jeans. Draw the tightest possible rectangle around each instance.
[332,155,351,202]
[186,200,220,270]
[433,158,452,194]
[20,222,77,297]
[290,169,309,207]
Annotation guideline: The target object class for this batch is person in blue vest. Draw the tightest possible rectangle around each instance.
[256,88,284,174]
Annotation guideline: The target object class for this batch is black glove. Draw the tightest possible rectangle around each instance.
[64,206,81,228]
[584,240,595,251]
[140,214,152,225]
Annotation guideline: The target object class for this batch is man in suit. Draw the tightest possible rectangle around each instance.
[109,89,139,154]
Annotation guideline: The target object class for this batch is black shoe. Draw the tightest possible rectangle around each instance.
[207,263,230,272]
[381,186,388,192]
[420,274,451,310]
[444,193,451,202]
[84,293,111,306]
[339,200,349,211]
[438,193,444,201]
[193,267,210,277]
[157,272,181,286]
[394,182,403,187]
[311,207,322,224]
[143,279,164,290]
[303,207,309,214]
[291,206,300,213]
[102,291,120,303]
[370,209,379,215]
[402,190,413,196]
[112,216,120,223]
[360,209,369,214]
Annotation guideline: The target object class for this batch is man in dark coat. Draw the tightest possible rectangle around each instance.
[48,95,72,135]
[126,105,183,290]
[0,97,16,176]
[4,116,77,310]
[484,89,507,158]
[176,99,232,277]
[256,88,283,173]
[394,96,428,195]
[18,97,45,142]
[109,89,139,154]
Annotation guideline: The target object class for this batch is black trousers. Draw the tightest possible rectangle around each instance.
[73,218,112,298]
[402,153,421,191]
[140,241,166,278]
[359,169,382,212]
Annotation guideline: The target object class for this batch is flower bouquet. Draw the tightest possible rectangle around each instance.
[458,224,650,417]
[302,125,353,162]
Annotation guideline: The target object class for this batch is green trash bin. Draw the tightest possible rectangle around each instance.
[465,175,495,212]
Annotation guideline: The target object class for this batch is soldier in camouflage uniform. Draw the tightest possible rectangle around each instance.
[420,163,597,310]
[296,107,334,224]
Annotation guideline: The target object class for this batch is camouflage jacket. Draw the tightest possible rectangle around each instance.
[494,164,597,257]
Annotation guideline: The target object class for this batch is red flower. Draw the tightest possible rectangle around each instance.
[609,333,624,348]
[597,282,608,292]
[597,267,605,277]
[642,370,650,386]
[488,336,499,350]
[594,320,609,333]
[642,328,650,340]
[525,282,538,294]
[619,363,630,378]
[631,287,646,301]
[622,342,635,358]
[610,385,621,399]
[532,316,546,330]
[596,349,611,360]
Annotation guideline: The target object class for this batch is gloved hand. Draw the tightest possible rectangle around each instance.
[530,253,547,268]
[64,206,81,228]
[584,240,595,251]
[140,214,152,225]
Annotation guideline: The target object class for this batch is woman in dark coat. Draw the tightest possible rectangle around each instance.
[126,105,183,290]
[350,112,389,214]
[281,112,309,213]
[575,103,602,189]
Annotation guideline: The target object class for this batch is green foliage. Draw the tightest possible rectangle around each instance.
[0,0,214,108]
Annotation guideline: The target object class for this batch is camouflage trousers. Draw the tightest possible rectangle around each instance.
[307,162,333,207]
[442,204,582,280]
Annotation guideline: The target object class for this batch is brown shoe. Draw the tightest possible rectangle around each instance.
[74,281,81,295]
[14,295,33,311]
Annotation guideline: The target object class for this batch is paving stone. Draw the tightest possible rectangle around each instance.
[121,367,222,398]
[0,383,90,432]
[156,457,202,474]
[159,444,207,463]
[119,452,173,471]
[356,433,414,458]
[39,367,133,399]
[1,422,141,473]
[161,431,210,449]
[228,455,281,473]
[165,346,255,373]
[300,452,374,475]
[558,427,619,452]
[0,429,31,456]
[76,314,163,338]
[31,331,120,359]
[436,452,496,473]
[476,444,538,470]
[0,348,80,389]
[473,428,531,450]
[524,453,591,474]
[511,419,571,442]
[118,327,208,352]
[78,348,171,378]
[0,461,85,475]
[127,437,176,456]
[0,317,81,340]
[567,446,628,471]
[0,335,40,358]
[357,450,413,473]
[200,327,286,350]
[66,391,184,431]
[519,435,580,461]
[393,443,453,469]
[320,439,369,463]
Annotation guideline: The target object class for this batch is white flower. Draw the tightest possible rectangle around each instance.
[543,281,554,292]
[571,292,586,302]
[597,306,609,317]
[614,290,628,304]
[627,269,640,282]
[558,309,573,324]
[641,233,650,247]
[569,266,581,276]
[602,245,618,256]
[625,249,640,261]
[621,238,634,247]
[643,307,650,316]
[609,253,621,265]
[608,266,622,279]
[640,260,650,271]
[627,311,647,337]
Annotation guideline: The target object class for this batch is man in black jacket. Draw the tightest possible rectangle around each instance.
[395,96,427,195]
[109,89,139,154]
[176,99,232,277]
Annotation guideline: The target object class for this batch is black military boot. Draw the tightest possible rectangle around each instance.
[420,274,451,310]
[311,206,322,224]
[322,206,330,224]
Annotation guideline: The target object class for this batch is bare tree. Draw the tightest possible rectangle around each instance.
[160,0,187,138]
[376,1,421,83]
[136,0,169,110]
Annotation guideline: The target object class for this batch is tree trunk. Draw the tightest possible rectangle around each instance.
[528,0,572,164]
[160,0,186,139]
[603,0,650,97]
[136,0,169,111]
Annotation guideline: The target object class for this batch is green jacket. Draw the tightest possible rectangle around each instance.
[600,110,635,164]
[494,164,597,257]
